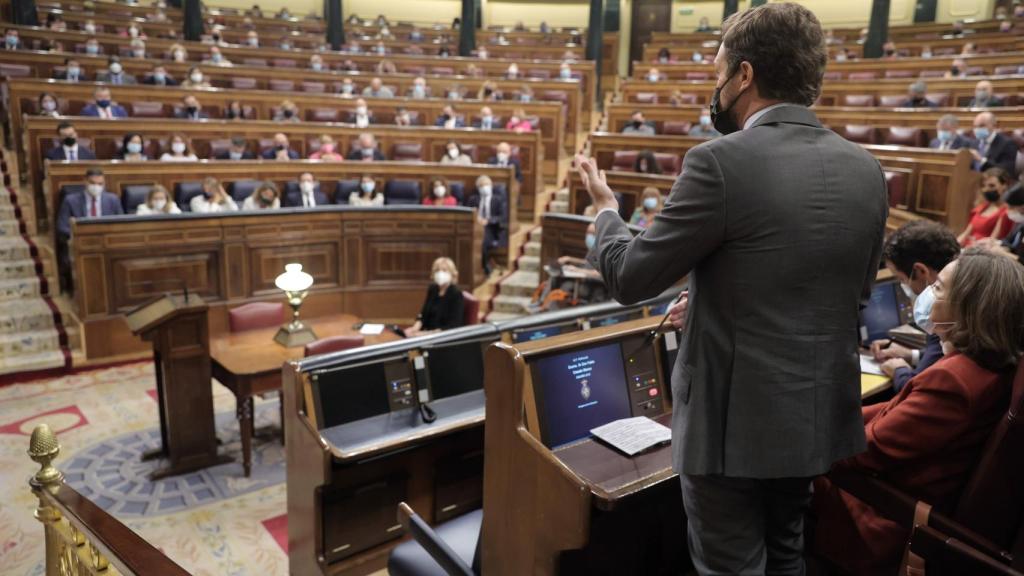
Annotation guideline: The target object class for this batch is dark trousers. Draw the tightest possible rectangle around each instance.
[482,223,502,273]
[681,473,814,576]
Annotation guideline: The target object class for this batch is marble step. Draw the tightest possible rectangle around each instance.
[528,227,543,242]
[491,294,534,315]
[555,189,570,202]
[0,276,42,302]
[0,349,66,377]
[0,299,56,335]
[523,241,541,257]
[500,270,541,298]
[549,200,569,214]
[0,259,40,281]
[0,236,32,261]
[0,328,62,356]
[517,254,540,273]
[0,220,24,237]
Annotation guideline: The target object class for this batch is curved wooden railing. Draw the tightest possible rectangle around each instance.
[27,424,190,576]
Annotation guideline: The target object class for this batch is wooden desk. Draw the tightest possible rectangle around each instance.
[861,373,893,400]
[211,313,400,477]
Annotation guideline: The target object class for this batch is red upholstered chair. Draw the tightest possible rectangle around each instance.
[391,142,423,161]
[884,70,915,79]
[303,335,366,357]
[671,93,699,105]
[663,121,692,136]
[131,102,166,118]
[996,93,1017,107]
[884,171,908,207]
[965,66,985,76]
[932,47,957,56]
[228,302,285,333]
[208,138,232,159]
[462,291,480,326]
[307,108,340,122]
[842,125,878,144]
[431,66,455,76]
[540,91,569,105]
[242,58,268,67]
[272,59,298,68]
[654,153,682,175]
[0,63,31,78]
[847,72,878,80]
[994,65,1019,76]
[918,70,945,78]
[612,150,639,171]
[878,95,905,107]
[302,81,327,93]
[231,77,258,90]
[270,79,296,92]
[402,65,427,75]
[685,72,710,80]
[823,71,843,81]
[843,94,876,107]
[634,92,658,104]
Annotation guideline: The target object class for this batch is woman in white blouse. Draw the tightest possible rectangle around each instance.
[348,175,384,206]
[135,185,181,215]
[242,181,281,210]
[159,133,199,161]
[190,177,238,212]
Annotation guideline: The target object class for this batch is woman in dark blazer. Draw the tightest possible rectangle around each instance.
[812,247,1024,574]
[405,257,465,337]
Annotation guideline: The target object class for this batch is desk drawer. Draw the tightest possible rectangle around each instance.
[320,473,408,564]
[433,449,483,523]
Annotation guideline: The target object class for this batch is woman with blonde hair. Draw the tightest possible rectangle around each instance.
[159,133,198,161]
[191,177,238,213]
[309,134,343,161]
[405,257,465,337]
[629,187,664,229]
[135,185,180,215]
[242,180,281,210]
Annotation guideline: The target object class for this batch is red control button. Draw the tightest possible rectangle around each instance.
[648,388,659,397]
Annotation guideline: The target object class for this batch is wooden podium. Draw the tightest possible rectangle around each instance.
[126,294,229,480]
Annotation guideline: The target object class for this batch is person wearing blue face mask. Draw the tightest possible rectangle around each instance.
[869,221,961,392]
[629,187,664,229]
[688,110,723,139]
[969,111,1018,175]
[54,59,88,82]
[81,87,128,118]
[928,114,975,151]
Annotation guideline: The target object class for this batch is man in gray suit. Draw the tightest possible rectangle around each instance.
[577,4,888,575]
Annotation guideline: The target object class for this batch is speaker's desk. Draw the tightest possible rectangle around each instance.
[210,312,401,476]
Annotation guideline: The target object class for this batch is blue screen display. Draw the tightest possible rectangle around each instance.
[862,281,902,343]
[532,342,632,447]
[649,301,671,316]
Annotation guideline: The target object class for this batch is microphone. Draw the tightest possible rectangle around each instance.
[412,355,437,423]
[644,290,687,345]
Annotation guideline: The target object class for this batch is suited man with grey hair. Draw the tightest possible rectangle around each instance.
[577,3,888,575]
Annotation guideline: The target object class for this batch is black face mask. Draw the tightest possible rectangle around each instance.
[186,106,197,115]
[983,190,1000,203]
[710,69,742,135]
[950,67,961,76]
[283,109,294,118]
[63,136,76,147]
[275,144,286,152]
[884,49,895,56]
[632,120,643,129]
[226,110,238,119]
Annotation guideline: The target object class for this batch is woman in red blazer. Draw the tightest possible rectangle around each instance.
[812,247,1024,575]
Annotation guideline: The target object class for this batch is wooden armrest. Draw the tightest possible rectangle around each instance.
[909,525,1022,575]
[396,502,475,576]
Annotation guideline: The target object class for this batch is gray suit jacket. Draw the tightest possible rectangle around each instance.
[589,105,888,478]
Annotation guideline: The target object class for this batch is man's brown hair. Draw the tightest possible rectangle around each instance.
[721,3,828,106]
[946,247,1024,371]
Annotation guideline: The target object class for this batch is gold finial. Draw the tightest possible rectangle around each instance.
[28,424,63,488]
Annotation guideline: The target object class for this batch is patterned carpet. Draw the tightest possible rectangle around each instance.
[0,362,291,575]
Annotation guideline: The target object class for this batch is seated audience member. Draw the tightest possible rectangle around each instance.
[477,81,502,101]
[349,99,374,127]
[309,135,344,161]
[135,184,181,215]
[505,63,521,80]
[404,257,465,337]
[337,78,357,96]
[656,47,672,63]
[969,80,1004,108]
[622,110,656,135]
[517,84,535,103]
[467,175,507,274]
[634,150,663,175]
[169,43,188,63]
[175,95,209,120]
[349,175,384,206]
[216,136,255,160]
[882,40,898,58]
[82,19,97,34]
[83,38,102,56]
[191,177,238,212]
[37,93,60,117]
[96,57,136,85]
[487,142,522,181]
[118,133,148,161]
[159,133,199,162]
[46,14,66,32]
[143,64,177,86]
[445,85,464,100]
[532,222,607,311]
[976,184,1024,265]
[929,114,975,150]
[273,100,301,123]
[949,19,967,35]
[869,221,961,390]
[900,81,934,108]
[394,107,413,126]
[205,46,232,66]
[423,178,458,206]
[362,77,394,98]
[629,187,663,228]
[54,59,86,82]
[505,109,533,133]
[813,247,1024,575]
[559,62,574,80]
[435,105,465,129]
[277,7,292,19]
[646,67,662,82]
[57,168,124,240]
[46,122,96,161]
[261,133,301,160]
[3,28,21,50]
[309,54,325,71]
[476,46,489,60]
[244,30,259,47]
[242,181,281,211]
[695,16,712,32]
[347,133,386,161]
[960,42,978,56]
[129,38,147,59]
[438,46,452,57]
[224,100,246,121]
[124,23,145,39]
[181,67,211,89]
[441,141,472,165]
[959,167,1014,246]
[689,110,722,139]
[998,19,1014,32]
[375,59,398,74]
[474,106,498,130]
[81,87,128,119]
[286,172,329,207]
[945,57,967,78]
[464,64,483,78]
[970,112,1018,175]
[408,77,430,99]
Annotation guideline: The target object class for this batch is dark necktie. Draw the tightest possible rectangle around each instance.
[90,198,98,217]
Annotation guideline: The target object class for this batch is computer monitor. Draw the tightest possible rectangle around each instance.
[861,280,911,343]
[530,335,665,448]
[511,321,579,343]
[311,355,414,429]
[648,300,672,316]
[423,338,493,400]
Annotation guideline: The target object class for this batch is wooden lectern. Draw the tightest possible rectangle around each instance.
[126,294,229,480]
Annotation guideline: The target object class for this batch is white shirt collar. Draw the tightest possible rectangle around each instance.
[743,102,794,130]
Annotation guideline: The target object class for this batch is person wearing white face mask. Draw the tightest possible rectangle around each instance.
[54,58,87,82]
[467,175,508,275]
[349,98,373,128]
[487,141,523,181]
[98,59,136,85]
[37,93,60,117]
[505,63,519,79]
[83,21,97,35]
[473,106,498,130]
[119,132,148,161]
[422,178,458,206]
[284,172,330,207]
[135,185,181,215]
[408,77,429,99]
[348,175,384,206]
[159,133,198,162]
[440,141,471,165]
[867,221,961,391]
[688,110,723,139]
[246,31,259,47]
[57,168,124,242]
[181,66,211,89]
[646,67,661,83]
[405,257,466,337]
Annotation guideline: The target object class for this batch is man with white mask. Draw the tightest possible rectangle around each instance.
[283,172,329,208]
[57,168,124,239]
[868,220,961,391]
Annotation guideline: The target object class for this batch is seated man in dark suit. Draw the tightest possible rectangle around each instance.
[486,141,522,181]
[967,80,1004,108]
[94,57,137,85]
[928,114,976,150]
[52,58,87,82]
[466,175,508,275]
[283,172,330,207]
[57,168,124,238]
[142,64,177,86]
[174,94,210,120]
[80,87,128,119]
[260,133,301,160]
[868,220,961,392]
[347,98,374,127]
[472,106,500,130]
[215,136,255,160]
[434,104,466,128]
[4,28,21,50]
[970,111,1019,175]
[345,133,387,161]
[45,122,97,162]
[899,81,935,108]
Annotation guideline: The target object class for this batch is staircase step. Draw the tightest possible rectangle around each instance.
[555,189,570,202]
[0,236,32,260]
[0,299,57,334]
[0,276,42,301]
[0,349,67,376]
[0,259,41,280]
[517,255,540,272]
[528,227,543,242]
[0,328,63,356]
[549,200,569,214]
[499,270,541,298]
[523,241,541,257]
[491,294,534,314]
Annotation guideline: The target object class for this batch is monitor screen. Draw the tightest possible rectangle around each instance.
[531,342,633,448]
[313,357,406,429]
[862,281,903,343]
[649,300,672,316]
[511,322,578,343]
[425,339,489,400]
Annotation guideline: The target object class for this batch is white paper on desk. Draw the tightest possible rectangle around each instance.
[860,354,885,376]
[359,323,385,335]
[590,416,672,457]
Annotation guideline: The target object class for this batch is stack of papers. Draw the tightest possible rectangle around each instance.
[859,354,885,376]
[590,416,672,456]
[359,323,385,335]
